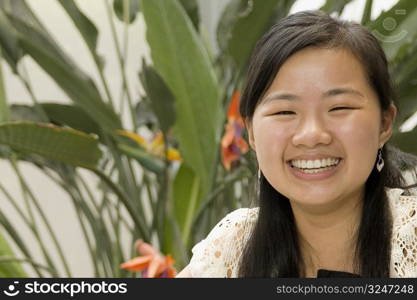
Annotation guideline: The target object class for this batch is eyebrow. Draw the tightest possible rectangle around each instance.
[262,88,365,104]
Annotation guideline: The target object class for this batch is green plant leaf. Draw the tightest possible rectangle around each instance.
[391,129,417,155]
[0,231,26,277]
[0,0,47,30]
[141,0,221,201]
[41,103,101,135]
[117,143,164,174]
[139,62,176,135]
[0,122,102,169]
[0,0,53,71]
[0,10,23,72]
[178,0,199,30]
[134,97,158,129]
[361,0,373,25]
[10,104,44,122]
[226,0,290,72]
[162,211,188,269]
[172,163,201,246]
[10,103,102,135]
[390,33,417,124]
[6,15,121,132]
[0,48,8,123]
[396,92,417,126]
[216,0,247,54]
[113,0,140,24]
[320,0,353,15]
[57,0,100,62]
[367,0,417,60]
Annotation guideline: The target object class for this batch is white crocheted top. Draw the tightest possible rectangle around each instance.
[188,187,417,278]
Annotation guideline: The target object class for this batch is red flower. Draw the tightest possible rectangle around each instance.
[120,240,177,278]
[221,91,249,170]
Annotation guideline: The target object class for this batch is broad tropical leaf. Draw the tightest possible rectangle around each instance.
[172,163,201,246]
[226,0,288,71]
[0,122,101,169]
[141,0,221,201]
[178,0,199,30]
[42,103,102,135]
[139,62,176,135]
[10,103,101,135]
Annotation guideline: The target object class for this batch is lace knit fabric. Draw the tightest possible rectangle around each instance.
[188,187,417,277]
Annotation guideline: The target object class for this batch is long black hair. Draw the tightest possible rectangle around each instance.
[238,10,417,277]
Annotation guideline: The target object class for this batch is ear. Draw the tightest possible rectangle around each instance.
[379,104,397,148]
[244,118,256,151]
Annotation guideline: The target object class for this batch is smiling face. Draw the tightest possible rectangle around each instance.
[246,47,396,211]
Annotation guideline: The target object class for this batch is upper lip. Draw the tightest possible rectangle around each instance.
[287,155,342,162]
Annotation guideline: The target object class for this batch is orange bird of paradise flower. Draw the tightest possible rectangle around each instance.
[115,130,181,162]
[221,91,249,170]
[120,240,177,278]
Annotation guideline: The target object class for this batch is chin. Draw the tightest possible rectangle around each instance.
[289,192,339,207]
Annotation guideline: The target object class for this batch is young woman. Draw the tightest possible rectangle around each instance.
[177,10,417,278]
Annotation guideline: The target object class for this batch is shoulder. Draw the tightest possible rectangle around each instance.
[386,187,417,224]
[386,187,417,277]
[188,208,258,278]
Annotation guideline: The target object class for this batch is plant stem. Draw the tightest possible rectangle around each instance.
[10,159,71,277]
[77,173,122,277]
[91,168,150,241]
[193,167,251,227]
[0,209,43,277]
[9,159,58,276]
[94,56,116,110]
[104,0,138,130]
[0,182,31,227]
[41,167,101,277]
[143,172,156,221]
[70,173,113,277]
[0,256,55,275]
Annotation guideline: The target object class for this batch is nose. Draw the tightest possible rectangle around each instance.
[292,114,332,148]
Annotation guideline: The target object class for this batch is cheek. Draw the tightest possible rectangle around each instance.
[332,113,380,176]
[334,113,380,150]
[252,120,291,167]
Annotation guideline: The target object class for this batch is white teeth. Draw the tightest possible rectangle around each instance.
[290,158,340,169]
[302,166,334,174]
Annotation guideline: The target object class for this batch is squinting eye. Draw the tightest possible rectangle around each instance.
[330,107,354,111]
[275,111,295,115]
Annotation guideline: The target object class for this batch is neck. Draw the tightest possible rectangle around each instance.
[290,188,364,277]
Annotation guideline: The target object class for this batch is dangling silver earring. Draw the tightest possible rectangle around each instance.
[376,148,384,172]
[257,169,261,180]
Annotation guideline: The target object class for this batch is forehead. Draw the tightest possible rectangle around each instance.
[264,47,369,97]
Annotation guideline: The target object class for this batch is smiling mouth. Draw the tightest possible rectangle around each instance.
[288,158,342,174]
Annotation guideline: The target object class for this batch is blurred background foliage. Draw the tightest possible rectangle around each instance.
[0,0,416,277]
